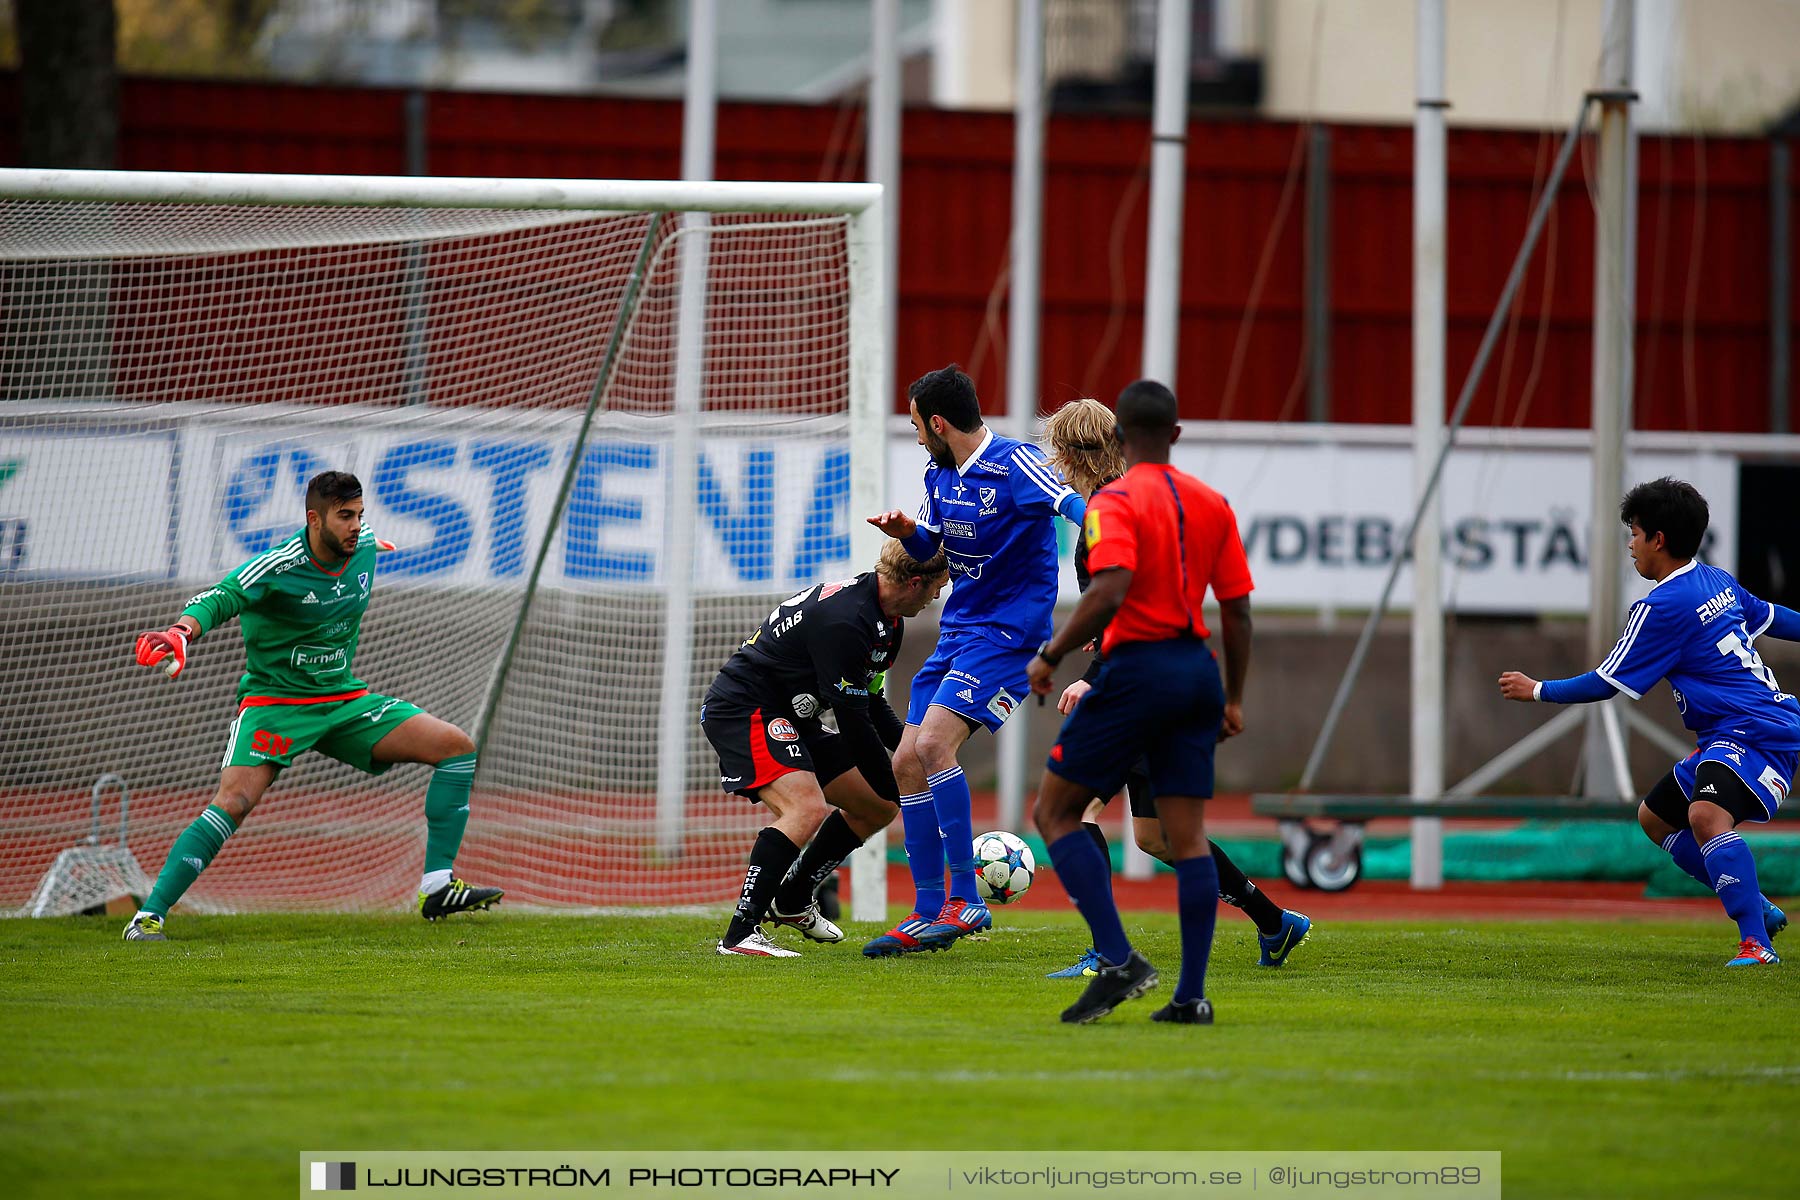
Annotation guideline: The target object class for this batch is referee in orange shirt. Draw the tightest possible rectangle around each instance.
[1026,379,1254,1026]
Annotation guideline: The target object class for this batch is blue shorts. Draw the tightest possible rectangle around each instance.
[1046,638,1224,801]
[1674,737,1794,821]
[905,628,1032,732]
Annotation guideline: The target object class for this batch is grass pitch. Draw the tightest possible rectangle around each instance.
[3,909,1796,1200]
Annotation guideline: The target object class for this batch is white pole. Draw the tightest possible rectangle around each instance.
[849,0,902,924]
[996,0,1045,839]
[656,0,718,857]
[1141,0,1192,384]
[1586,0,1637,799]
[1410,0,1446,889]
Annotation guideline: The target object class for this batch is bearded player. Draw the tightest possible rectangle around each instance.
[124,471,501,940]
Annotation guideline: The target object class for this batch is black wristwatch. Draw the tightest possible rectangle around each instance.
[1035,641,1062,667]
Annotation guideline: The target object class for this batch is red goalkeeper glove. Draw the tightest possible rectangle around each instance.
[134,625,190,679]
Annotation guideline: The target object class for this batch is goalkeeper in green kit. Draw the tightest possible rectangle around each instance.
[123,471,502,940]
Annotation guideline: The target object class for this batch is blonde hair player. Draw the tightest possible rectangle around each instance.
[1040,398,1311,977]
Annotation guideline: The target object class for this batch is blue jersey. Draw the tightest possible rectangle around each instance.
[904,429,1082,644]
[1592,560,1800,751]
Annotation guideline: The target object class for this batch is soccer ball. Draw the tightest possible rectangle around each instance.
[972,830,1035,905]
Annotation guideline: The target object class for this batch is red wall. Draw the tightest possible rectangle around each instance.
[3,74,1794,430]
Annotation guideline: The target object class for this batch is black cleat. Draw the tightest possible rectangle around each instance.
[1150,997,1214,1025]
[1060,949,1159,1024]
[418,878,503,921]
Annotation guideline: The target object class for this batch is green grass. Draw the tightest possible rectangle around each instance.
[3,911,1797,1199]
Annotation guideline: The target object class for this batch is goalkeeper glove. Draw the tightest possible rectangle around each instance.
[135,625,190,679]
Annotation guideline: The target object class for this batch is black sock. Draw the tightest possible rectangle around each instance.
[1084,821,1109,860]
[771,811,864,915]
[723,828,802,946]
[1211,839,1284,935]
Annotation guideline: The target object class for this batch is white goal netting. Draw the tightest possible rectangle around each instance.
[0,172,882,914]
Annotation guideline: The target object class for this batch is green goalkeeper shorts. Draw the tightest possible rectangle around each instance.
[220,693,426,775]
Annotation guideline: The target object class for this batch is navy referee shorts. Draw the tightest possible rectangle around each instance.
[1046,638,1225,802]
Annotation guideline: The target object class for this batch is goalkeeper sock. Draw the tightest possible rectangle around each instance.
[143,804,238,916]
[1172,854,1221,1004]
[724,827,802,946]
[898,790,945,919]
[423,753,477,875]
[772,811,862,915]
[929,765,980,901]
[1211,839,1284,935]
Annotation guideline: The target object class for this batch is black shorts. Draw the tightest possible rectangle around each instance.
[1643,762,1769,828]
[700,702,854,799]
[1096,763,1158,820]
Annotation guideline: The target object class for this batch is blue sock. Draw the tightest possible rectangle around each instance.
[898,791,945,919]
[1048,829,1130,966]
[1701,830,1769,944]
[1172,855,1221,1004]
[1660,830,1711,890]
[928,766,980,902]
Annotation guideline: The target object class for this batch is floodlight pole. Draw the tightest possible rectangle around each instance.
[1141,0,1192,386]
[1584,0,1638,802]
[1411,0,1447,888]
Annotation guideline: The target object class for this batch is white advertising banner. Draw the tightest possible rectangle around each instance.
[0,422,177,578]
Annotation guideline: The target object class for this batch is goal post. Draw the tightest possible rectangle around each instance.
[0,167,888,917]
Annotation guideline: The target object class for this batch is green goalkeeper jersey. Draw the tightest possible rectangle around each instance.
[182,523,386,702]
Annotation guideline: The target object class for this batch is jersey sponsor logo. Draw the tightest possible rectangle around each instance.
[835,677,868,697]
[944,549,991,579]
[978,487,998,516]
[819,580,854,600]
[250,730,294,758]
[767,718,799,742]
[792,693,819,719]
[302,591,320,604]
[292,644,348,676]
[987,689,1017,721]
[721,774,745,786]
[947,668,982,686]
[955,687,975,703]
[943,518,976,539]
[1695,588,1738,625]
[1758,765,1789,801]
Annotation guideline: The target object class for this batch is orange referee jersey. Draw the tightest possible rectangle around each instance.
[1082,462,1253,654]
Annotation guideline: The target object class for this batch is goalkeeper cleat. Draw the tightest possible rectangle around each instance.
[1726,939,1780,967]
[1257,910,1313,967]
[717,929,800,958]
[914,898,992,949]
[1060,949,1159,1024]
[1764,898,1788,942]
[1150,997,1215,1025]
[767,901,844,944]
[418,878,503,921]
[1047,947,1102,978]
[123,912,166,942]
[861,913,936,957]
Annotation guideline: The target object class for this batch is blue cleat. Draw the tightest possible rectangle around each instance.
[914,898,992,949]
[1726,938,1780,967]
[861,913,937,957]
[1764,898,1788,942]
[1047,947,1101,978]
[1258,910,1312,967]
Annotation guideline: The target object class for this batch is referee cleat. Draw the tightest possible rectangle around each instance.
[122,912,166,942]
[1726,939,1780,967]
[768,901,844,944]
[861,913,937,957]
[1257,910,1312,967]
[914,898,993,949]
[1061,949,1159,1024]
[1764,898,1788,942]
[1047,947,1102,978]
[418,878,504,921]
[717,929,801,958]
[1150,997,1215,1025]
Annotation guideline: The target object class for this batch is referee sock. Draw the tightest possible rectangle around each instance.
[423,752,478,875]
[1171,854,1221,1005]
[772,811,863,915]
[1211,839,1284,936]
[1701,830,1770,945]
[724,827,802,947]
[929,765,980,902]
[1047,829,1131,967]
[898,790,946,919]
[143,804,238,916]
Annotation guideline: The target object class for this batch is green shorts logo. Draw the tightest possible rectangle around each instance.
[293,645,348,678]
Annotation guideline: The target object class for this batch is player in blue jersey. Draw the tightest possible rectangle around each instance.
[1500,478,1798,967]
[862,364,1086,955]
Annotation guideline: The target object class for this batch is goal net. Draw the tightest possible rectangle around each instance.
[0,169,885,915]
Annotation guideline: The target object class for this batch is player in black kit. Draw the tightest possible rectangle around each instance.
[705,541,950,957]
